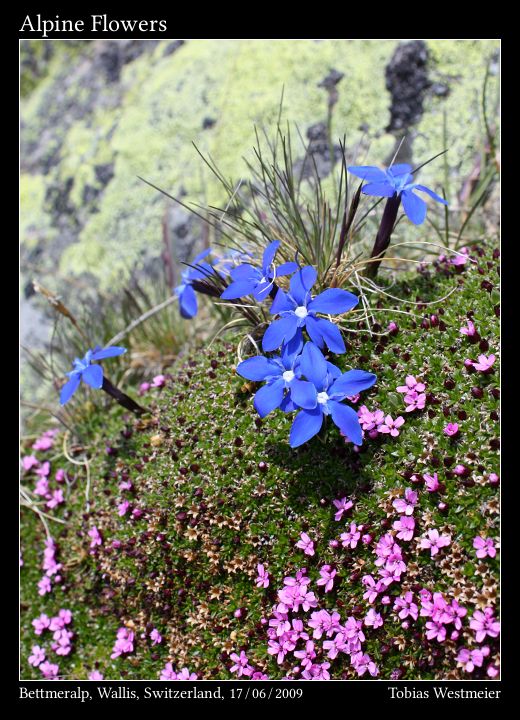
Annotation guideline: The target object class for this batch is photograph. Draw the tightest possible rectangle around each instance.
[20,35,500,690]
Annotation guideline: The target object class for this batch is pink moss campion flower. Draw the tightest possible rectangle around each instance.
[473,536,496,559]
[32,430,57,451]
[294,640,317,667]
[393,515,415,541]
[35,461,51,478]
[379,415,405,437]
[230,651,253,677]
[138,382,151,395]
[487,664,499,679]
[117,500,130,516]
[470,608,500,642]
[453,464,468,477]
[426,621,446,642]
[22,455,40,471]
[317,565,337,592]
[151,374,166,388]
[387,321,398,334]
[472,354,495,373]
[46,489,64,510]
[89,671,104,680]
[38,576,52,595]
[420,529,451,557]
[332,497,353,521]
[35,478,50,497]
[456,646,490,673]
[393,592,419,621]
[296,532,315,556]
[51,628,73,656]
[177,668,199,680]
[40,660,59,679]
[460,319,478,338]
[340,523,361,549]
[55,468,67,483]
[32,613,50,635]
[424,472,440,492]
[397,376,425,394]
[351,652,378,677]
[364,609,383,629]
[255,563,270,588]
[357,406,385,432]
[393,488,418,515]
[160,663,177,680]
[443,422,460,437]
[28,645,46,667]
[403,390,426,412]
[110,627,135,659]
[88,526,103,550]
[150,628,162,645]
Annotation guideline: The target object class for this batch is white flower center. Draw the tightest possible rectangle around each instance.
[317,392,329,405]
[282,370,295,383]
[294,306,308,319]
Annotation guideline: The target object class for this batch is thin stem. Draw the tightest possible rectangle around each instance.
[101,378,147,416]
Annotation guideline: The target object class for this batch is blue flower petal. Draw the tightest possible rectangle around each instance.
[361,181,395,197]
[91,346,127,361]
[262,240,280,272]
[347,165,388,183]
[413,184,449,205]
[387,163,412,177]
[262,314,299,352]
[290,379,318,410]
[308,288,359,315]
[220,279,257,300]
[179,284,198,318]
[81,364,104,389]
[304,315,325,349]
[329,401,363,445]
[329,369,377,400]
[401,190,427,225]
[192,248,212,264]
[289,266,317,305]
[280,332,304,368]
[60,373,81,405]
[276,261,298,276]
[299,341,328,389]
[236,356,281,381]
[289,407,324,448]
[230,263,258,281]
[326,361,342,380]
[310,317,346,354]
[270,288,294,315]
[280,394,298,413]
[253,378,285,418]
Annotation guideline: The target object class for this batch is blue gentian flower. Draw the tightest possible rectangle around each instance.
[235,334,314,417]
[262,266,358,355]
[220,240,298,302]
[348,163,448,225]
[214,248,255,277]
[289,342,376,448]
[174,248,214,318]
[60,346,127,405]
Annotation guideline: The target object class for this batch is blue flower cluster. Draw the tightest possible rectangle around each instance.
[60,346,126,405]
[226,240,376,448]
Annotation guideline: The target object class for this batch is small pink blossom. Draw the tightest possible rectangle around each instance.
[150,628,162,645]
[472,354,495,373]
[89,671,104,680]
[46,489,64,510]
[403,390,426,412]
[443,422,459,437]
[424,472,440,492]
[420,529,451,557]
[296,532,315,556]
[392,488,418,515]
[230,651,253,677]
[22,455,40,471]
[32,613,50,635]
[340,523,361,549]
[40,660,59,679]
[456,646,490,673]
[110,627,135,659]
[38,576,52,595]
[255,563,270,588]
[117,500,130,516]
[393,515,415,541]
[151,374,166,388]
[316,565,337,592]
[470,608,500,642]
[88,526,103,549]
[393,592,419,621]
[35,461,51,478]
[379,415,405,437]
[138,382,151,395]
[332,497,353,521]
[460,319,478,337]
[364,609,383,629]
[473,536,496,559]
[397,376,425,394]
[28,645,46,667]
[33,431,56,451]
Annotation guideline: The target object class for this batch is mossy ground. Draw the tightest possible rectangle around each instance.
[20,244,499,680]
